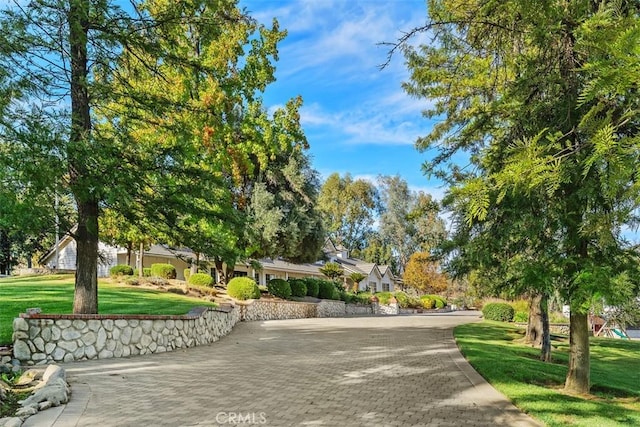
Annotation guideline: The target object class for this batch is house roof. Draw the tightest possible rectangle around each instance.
[259,258,324,275]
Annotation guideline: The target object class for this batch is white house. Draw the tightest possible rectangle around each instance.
[41,235,396,292]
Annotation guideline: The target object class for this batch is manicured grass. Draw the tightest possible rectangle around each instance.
[454,321,640,426]
[0,275,216,345]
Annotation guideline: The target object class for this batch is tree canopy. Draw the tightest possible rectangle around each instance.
[0,0,315,311]
[401,0,640,393]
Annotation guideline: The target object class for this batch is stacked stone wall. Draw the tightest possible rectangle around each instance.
[345,304,373,316]
[317,300,346,317]
[239,300,317,321]
[13,306,239,365]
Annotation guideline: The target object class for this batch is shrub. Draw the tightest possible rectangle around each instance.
[150,263,176,279]
[424,294,447,309]
[393,291,411,308]
[347,292,371,305]
[227,277,260,300]
[421,296,435,309]
[267,279,292,300]
[340,291,354,304]
[188,273,213,287]
[288,279,307,298]
[110,265,133,276]
[184,269,191,281]
[510,299,529,313]
[317,280,336,299]
[375,292,393,305]
[482,302,515,322]
[514,311,529,323]
[135,268,152,278]
[303,278,320,298]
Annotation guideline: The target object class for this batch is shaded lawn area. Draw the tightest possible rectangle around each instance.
[454,321,640,427]
[0,275,216,345]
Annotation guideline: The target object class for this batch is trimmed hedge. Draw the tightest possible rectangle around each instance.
[420,295,447,309]
[110,265,133,276]
[227,277,260,300]
[188,273,213,287]
[151,263,177,279]
[482,302,515,322]
[288,279,307,298]
[303,278,320,298]
[420,296,435,309]
[317,280,336,299]
[133,268,152,277]
[267,278,292,300]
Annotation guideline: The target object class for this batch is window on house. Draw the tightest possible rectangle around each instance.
[265,273,274,282]
[233,271,247,278]
[382,283,390,292]
[254,271,260,284]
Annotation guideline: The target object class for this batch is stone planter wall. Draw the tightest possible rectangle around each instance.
[13,306,239,366]
[239,300,317,321]
[317,300,346,317]
[345,304,373,316]
[377,303,399,315]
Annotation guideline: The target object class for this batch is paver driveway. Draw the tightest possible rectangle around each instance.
[31,313,540,427]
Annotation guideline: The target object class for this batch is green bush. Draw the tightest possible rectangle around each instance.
[188,273,213,287]
[317,280,336,299]
[288,279,307,298]
[423,294,447,309]
[421,296,435,309]
[482,302,515,322]
[184,269,191,281]
[267,279,292,300]
[349,292,372,305]
[150,263,177,279]
[340,291,354,304]
[110,265,133,276]
[514,311,529,323]
[394,291,417,308]
[134,268,152,277]
[303,278,320,298]
[227,277,260,300]
[375,291,393,305]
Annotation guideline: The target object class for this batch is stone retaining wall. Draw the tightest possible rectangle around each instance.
[239,300,317,321]
[13,306,239,366]
[345,304,373,316]
[317,300,346,317]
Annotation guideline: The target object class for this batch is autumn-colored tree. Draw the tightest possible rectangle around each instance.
[403,252,448,294]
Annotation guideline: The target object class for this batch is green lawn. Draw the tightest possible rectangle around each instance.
[0,275,216,345]
[454,321,640,426]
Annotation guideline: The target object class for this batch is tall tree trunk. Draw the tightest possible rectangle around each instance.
[69,0,97,314]
[126,242,132,266]
[565,311,590,394]
[525,293,551,362]
[215,259,229,285]
[73,199,99,313]
[138,242,144,277]
[0,229,10,275]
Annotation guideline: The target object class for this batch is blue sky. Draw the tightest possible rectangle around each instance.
[240,0,444,198]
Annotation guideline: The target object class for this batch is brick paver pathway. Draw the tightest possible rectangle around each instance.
[34,313,541,426]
